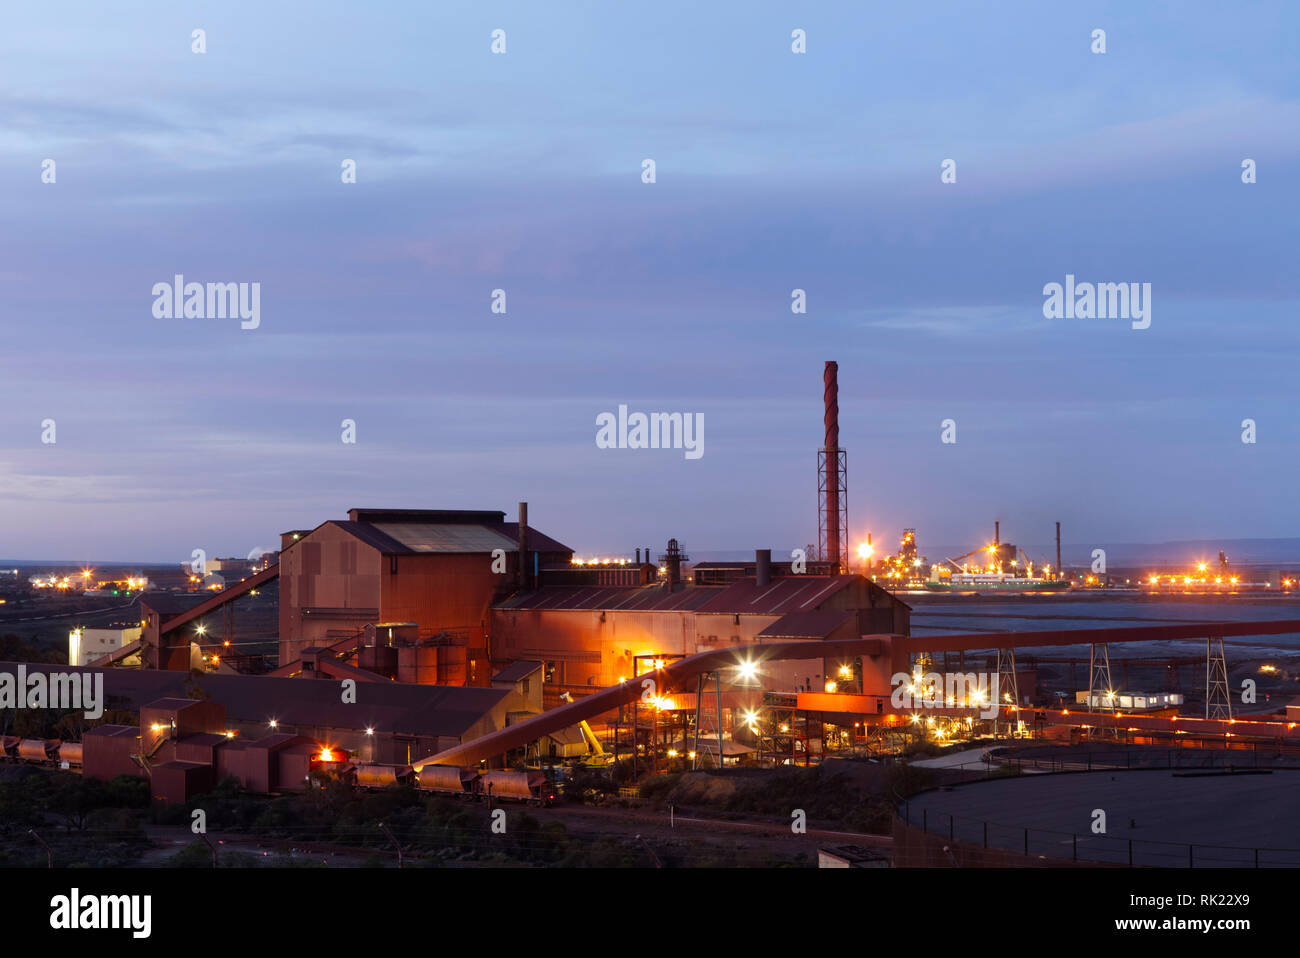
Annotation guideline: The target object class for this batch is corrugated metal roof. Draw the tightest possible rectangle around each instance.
[695,575,859,615]
[0,663,510,739]
[495,575,863,616]
[371,522,518,554]
[494,584,722,612]
[491,660,543,683]
[757,609,857,639]
[329,521,412,553]
[489,522,572,554]
[325,516,572,556]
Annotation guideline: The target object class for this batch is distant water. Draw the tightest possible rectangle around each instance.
[904,595,1300,659]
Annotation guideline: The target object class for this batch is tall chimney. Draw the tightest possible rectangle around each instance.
[755,549,771,587]
[819,361,845,572]
[994,521,1000,546]
[1055,522,1061,578]
[518,502,529,590]
[635,548,641,564]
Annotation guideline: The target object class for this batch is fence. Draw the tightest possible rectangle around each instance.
[897,766,1300,867]
[993,743,1300,773]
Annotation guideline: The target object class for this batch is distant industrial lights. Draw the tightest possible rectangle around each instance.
[736,660,758,682]
[365,727,374,736]
[269,720,278,728]
[195,624,207,635]
[824,681,838,693]
[856,543,873,560]
[837,665,853,680]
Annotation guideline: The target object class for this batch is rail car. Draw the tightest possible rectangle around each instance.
[0,738,79,767]
[353,763,556,807]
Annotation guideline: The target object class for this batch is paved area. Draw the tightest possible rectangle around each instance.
[904,768,1300,866]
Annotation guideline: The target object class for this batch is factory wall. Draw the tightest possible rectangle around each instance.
[278,525,383,662]
[379,553,505,686]
[491,607,868,695]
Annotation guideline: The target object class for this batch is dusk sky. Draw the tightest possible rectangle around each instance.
[2,1,1297,562]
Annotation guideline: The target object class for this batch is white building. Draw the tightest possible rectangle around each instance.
[69,627,141,666]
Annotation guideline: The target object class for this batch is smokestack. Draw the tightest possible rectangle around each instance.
[755,549,771,587]
[1055,522,1061,577]
[635,548,641,564]
[518,502,529,590]
[820,361,844,572]
[994,521,1000,546]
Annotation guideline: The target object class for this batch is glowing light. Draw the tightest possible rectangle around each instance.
[318,748,334,761]
[736,660,758,682]
[837,665,853,680]
[365,727,374,736]
[824,681,838,693]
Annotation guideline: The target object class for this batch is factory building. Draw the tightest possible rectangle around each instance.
[276,507,572,684]
[491,549,910,698]
[2,661,539,784]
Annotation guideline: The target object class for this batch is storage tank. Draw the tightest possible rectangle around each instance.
[416,765,475,796]
[354,764,409,788]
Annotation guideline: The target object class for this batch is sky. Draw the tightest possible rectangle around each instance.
[1,1,1297,563]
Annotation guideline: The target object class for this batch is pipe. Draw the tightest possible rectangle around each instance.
[755,549,771,587]
[518,502,529,590]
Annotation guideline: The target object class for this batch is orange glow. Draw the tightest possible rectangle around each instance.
[318,748,335,762]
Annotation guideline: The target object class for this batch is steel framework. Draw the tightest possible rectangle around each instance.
[1205,636,1233,721]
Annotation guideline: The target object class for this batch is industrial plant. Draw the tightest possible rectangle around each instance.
[1,361,1297,879]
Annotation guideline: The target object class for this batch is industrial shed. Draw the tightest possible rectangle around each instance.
[276,506,572,681]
